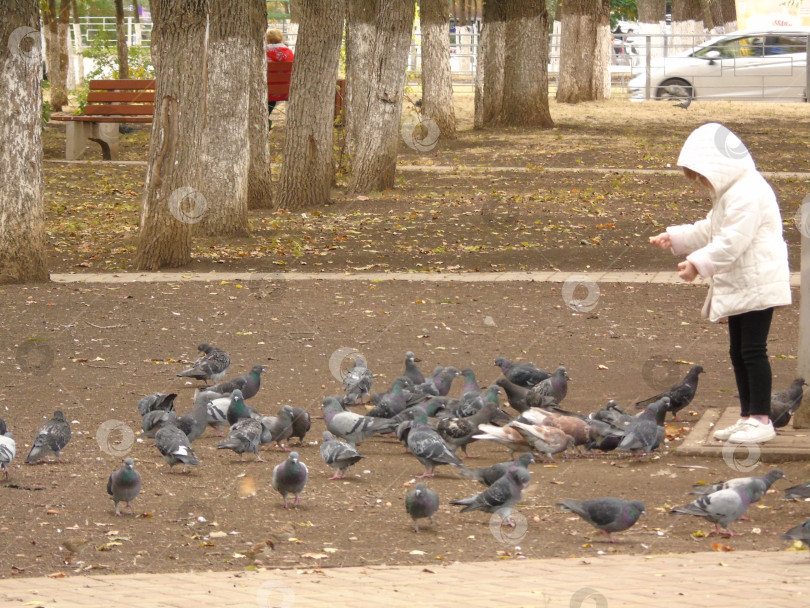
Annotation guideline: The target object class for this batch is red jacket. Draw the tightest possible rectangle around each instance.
[267,43,294,101]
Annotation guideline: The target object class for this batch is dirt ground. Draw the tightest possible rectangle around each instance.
[2,97,808,579]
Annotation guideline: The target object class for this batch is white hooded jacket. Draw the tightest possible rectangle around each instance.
[667,123,791,322]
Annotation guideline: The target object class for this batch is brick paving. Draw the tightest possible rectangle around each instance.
[2,550,808,607]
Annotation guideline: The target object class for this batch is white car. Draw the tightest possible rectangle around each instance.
[628,27,809,102]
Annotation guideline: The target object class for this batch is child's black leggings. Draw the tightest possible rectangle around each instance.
[728,307,774,417]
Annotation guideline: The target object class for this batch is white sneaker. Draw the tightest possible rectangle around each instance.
[713,418,747,441]
[727,418,776,444]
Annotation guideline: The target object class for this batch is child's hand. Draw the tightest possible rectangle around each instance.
[678,260,699,282]
[649,233,671,250]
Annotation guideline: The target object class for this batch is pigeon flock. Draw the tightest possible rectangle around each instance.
[2,342,808,558]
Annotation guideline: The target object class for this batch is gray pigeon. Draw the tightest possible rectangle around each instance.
[107,458,142,516]
[272,451,308,509]
[688,468,785,500]
[495,377,532,413]
[783,481,810,500]
[451,467,531,527]
[177,342,230,385]
[154,425,200,473]
[405,482,439,532]
[322,397,397,448]
[636,365,704,421]
[0,429,17,480]
[437,394,508,458]
[217,418,264,461]
[781,519,810,549]
[289,407,312,445]
[408,408,463,477]
[456,453,535,487]
[526,366,569,407]
[671,484,757,536]
[673,97,691,109]
[771,377,806,428]
[432,366,459,396]
[207,365,265,400]
[403,351,425,385]
[494,357,550,388]
[557,497,646,543]
[174,399,209,442]
[141,409,177,438]
[137,392,177,416]
[320,431,365,480]
[617,397,669,454]
[203,392,232,436]
[26,410,72,464]
[343,356,373,404]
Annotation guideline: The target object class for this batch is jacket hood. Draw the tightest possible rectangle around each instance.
[677,123,757,196]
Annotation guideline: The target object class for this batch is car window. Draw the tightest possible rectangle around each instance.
[695,36,765,59]
[765,35,808,55]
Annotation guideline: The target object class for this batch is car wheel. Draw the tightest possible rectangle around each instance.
[657,78,694,100]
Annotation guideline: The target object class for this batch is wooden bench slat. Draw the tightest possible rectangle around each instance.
[87,91,156,103]
[52,116,153,123]
[83,104,155,116]
[89,79,156,90]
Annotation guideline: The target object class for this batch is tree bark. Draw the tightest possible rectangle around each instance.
[476,0,506,127]
[718,0,737,33]
[637,0,666,59]
[671,0,706,54]
[115,0,130,79]
[247,0,274,210]
[420,0,456,139]
[277,0,345,210]
[345,0,377,160]
[57,0,74,90]
[499,0,553,127]
[0,0,49,283]
[556,0,611,103]
[135,0,208,270]
[348,0,415,194]
[70,0,84,83]
[195,0,252,236]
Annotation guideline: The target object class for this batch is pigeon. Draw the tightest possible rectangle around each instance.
[617,397,669,454]
[584,418,625,452]
[518,408,592,447]
[141,409,177,438]
[106,458,141,516]
[174,399,209,442]
[0,417,6,435]
[272,451,308,508]
[407,408,463,477]
[154,425,200,473]
[557,497,646,543]
[688,468,785,500]
[451,467,531,526]
[177,342,231,385]
[137,392,177,416]
[510,421,575,461]
[367,378,409,418]
[474,423,533,457]
[458,368,482,401]
[526,366,569,407]
[225,390,256,425]
[494,357,550,388]
[456,452,535,487]
[289,407,312,445]
[437,398,509,458]
[781,519,810,549]
[405,482,439,532]
[259,405,295,450]
[783,481,810,500]
[495,377,532,413]
[590,399,634,429]
[770,377,806,428]
[320,431,365,480]
[342,356,373,404]
[26,410,72,464]
[403,351,425,385]
[0,429,16,480]
[636,365,704,421]
[322,397,397,448]
[673,97,691,109]
[432,366,459,396]
[670,483,757,536]
[203,392,233,436]
[207,365,266,400]
[217,418,264,461]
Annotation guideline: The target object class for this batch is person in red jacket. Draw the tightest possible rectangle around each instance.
[266,28,294,129]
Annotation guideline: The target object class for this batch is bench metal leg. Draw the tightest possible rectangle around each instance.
[65,122,120,160]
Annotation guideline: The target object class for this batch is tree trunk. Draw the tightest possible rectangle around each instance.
[195,0,252,236]
[671,0,706,55]
[347,0,415,194]
[499,0,553,127]
[0,0,49,283]
[70,0,84,83]
[719,0,737,33]
[115,0,130,79]
[637,0,666,59]
[556,0,611,103]
[57,0,74,90]
[420,0,456,139]
[277,0,345,210]
[478,0,506,127]
[345,0,377,160]
[247,0,274,210]
[135,0,208,271]
[43,1,65,111]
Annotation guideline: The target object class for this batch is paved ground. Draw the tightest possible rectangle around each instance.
[2,549,808,607]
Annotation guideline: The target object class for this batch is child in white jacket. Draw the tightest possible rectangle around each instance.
[650,123,791,444]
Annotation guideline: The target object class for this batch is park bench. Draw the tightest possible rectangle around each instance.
[51,70,345,160]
